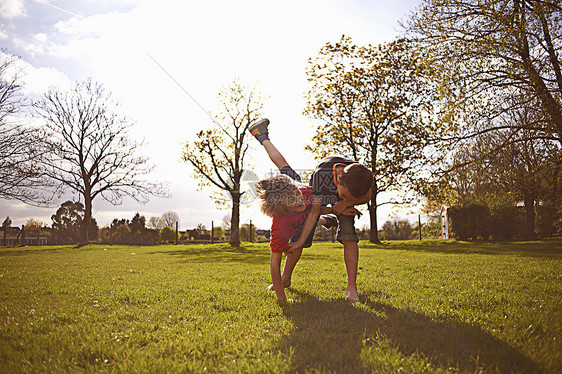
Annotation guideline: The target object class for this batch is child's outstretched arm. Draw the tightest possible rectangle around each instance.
[270,252,287,300]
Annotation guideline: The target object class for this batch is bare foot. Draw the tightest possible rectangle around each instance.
[267,279,291,291]
[345,289,359,301]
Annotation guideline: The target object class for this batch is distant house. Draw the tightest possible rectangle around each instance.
[184,228,212,241]
[0,226,50,246]
[199,229,211,240]
[256,229,271,240]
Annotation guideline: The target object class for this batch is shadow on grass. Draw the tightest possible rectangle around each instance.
[0,246,67,257]
[361,238,562,258]
[149,243,329,265]
[153,245,268,264]
[278,290,540,373]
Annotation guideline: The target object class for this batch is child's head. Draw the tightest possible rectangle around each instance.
[338,163,372,199]
[256,174,305,217]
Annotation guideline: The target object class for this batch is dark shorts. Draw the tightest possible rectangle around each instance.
[290,214,358,246]
[335,214,359,243]
[280,166,302,182]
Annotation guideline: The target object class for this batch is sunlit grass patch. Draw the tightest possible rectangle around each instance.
[0,240,560,372]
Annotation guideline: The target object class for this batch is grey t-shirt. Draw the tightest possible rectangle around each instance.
[309,156,355,206]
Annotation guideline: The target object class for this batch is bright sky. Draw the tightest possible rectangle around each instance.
[1,0,420,231]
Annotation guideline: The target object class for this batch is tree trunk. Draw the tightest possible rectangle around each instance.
[523,191,536,240]
[368,180,381,244]
[369,163,381,244]
[369,203,381,244]
[81,194,92,245]
[230,191,241,245]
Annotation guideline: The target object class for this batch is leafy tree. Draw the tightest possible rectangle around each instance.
[128,212,146,244]
[114,225,131,244]
[110,218,129,231]
[51,201,98,244]
[406,0,562,145]
[129,212,146,235]
[148,216,164,230]
[161,211,179,228]
[212,226,225,240]
[108,218,128,243]
[181,80,263,245]
[24,218,44,230]
[478,133,558,239]
[51,201,83,243]
[304,36,442,243]
[424,95,560,239]
[2,216,11,245]
[188,229,200,240]
[239,223,257,242]
[2,216,11,228]
[159,226,176,243]
[0,51,48,204]
[33,78,168,244]
[381,218,415,241]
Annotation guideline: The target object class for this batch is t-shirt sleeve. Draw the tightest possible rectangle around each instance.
[310,170,336,206]
[310,171,323,196]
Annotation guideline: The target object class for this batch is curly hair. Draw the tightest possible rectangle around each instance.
[256,174,300,217]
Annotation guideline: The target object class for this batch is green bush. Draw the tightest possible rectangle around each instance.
[422,220,442,239]
[113,225,131,244]
[159,226,176,243]
[489,205,519,240]
[448,204,489,240]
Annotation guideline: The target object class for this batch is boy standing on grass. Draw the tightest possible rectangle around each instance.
[249,118,359,301]
[250,118,372,301]
[305,155,372,301]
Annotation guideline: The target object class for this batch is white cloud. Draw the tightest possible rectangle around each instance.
[33,33,48,42]
[22,65,72,94]
[2,51,72,94]
[0,0,25,19]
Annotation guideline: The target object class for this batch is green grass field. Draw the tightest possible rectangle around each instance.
[1,239,560,373]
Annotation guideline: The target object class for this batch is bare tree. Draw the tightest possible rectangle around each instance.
[0,51,49,204]
[33,78,169,244]
[221,214,231,230]
[161,211,179,227]
[181,80,263,245]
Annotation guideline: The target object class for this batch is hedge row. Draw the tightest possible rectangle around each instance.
[448,204,521,240]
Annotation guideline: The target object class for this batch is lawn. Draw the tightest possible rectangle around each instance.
[0,239,560,373]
